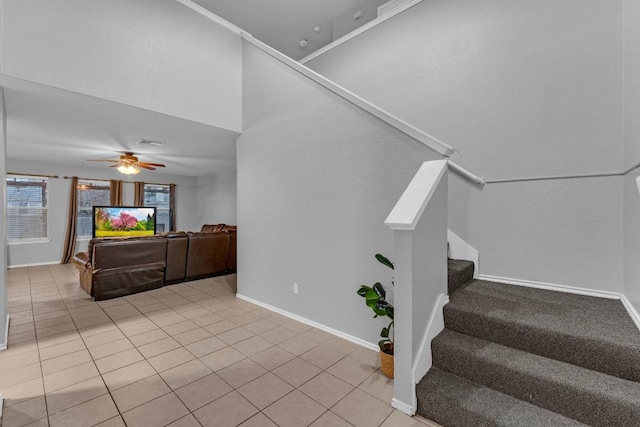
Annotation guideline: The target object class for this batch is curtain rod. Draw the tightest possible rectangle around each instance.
[63,176,175,186]
[7,172,59,179]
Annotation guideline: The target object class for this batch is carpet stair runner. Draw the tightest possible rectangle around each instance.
[416,259,640,426]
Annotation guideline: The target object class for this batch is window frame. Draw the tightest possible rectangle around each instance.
[6,175,50,244]
[76,180,111,240]
[143,184,172,233]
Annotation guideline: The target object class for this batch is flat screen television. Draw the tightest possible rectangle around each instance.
[93,206,157,238]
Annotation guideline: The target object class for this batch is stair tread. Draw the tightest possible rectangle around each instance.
[416,368,587,427]
[432,329,640,425]
[445,279,640,381]
[447,258,474,294]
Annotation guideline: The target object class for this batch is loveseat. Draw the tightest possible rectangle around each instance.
[72,224,237,300]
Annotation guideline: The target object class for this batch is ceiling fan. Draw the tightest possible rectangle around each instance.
[87,152,166,175]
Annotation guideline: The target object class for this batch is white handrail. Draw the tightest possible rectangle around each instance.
[448,160,486,187]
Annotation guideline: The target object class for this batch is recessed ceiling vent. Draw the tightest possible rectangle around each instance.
[136,139,165,147]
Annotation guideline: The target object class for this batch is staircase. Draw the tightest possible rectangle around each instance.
[416,259,640,426]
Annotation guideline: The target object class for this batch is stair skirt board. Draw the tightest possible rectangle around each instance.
[447,230,478,279]
[412,293,448,388]
[479,274,640,332]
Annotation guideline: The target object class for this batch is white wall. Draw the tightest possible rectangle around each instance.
[197,170,238,226]
[623,0,640,308]
[6,159,199,268]
[239,41,442,346]
[0,0,242,131]
[307,0,626,292]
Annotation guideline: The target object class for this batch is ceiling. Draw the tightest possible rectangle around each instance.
[3,0,388,178]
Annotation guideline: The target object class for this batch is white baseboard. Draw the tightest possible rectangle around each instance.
[447,230,479,278]
[0,392,3,424]
[0,315,9,351]
[235,294,379,352]
[8,261,59,269]
[479,274,640,331]
[412,293,448,386]
[391,397,414,416]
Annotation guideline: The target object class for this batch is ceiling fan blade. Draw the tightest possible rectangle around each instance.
[137,164,156,170]
[138,162,166,168]
[87,159,120,163]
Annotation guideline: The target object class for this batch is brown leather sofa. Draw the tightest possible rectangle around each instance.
[72,225,237,301]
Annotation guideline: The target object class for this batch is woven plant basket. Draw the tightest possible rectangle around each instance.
[379,349,394,378]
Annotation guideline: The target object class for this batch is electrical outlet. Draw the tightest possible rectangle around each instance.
[293,283,299,295]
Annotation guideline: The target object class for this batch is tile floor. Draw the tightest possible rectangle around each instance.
[0,264,440,427]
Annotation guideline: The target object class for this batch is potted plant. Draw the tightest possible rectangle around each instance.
[357,253,395,378]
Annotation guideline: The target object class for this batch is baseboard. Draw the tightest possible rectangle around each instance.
[0,315,9,351]
[412,293,448,387]
[8,261,59,269]
[479,274,640,331]
[447,230,479,278]
[235,294,379,352]
[0,392,3,424]
[391,397,414,416]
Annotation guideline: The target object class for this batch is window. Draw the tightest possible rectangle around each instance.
[77,180,110,238]
[144,185,171,232]
[6,176,48,241]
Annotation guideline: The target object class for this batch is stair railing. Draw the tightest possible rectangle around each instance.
[384,159,449,415]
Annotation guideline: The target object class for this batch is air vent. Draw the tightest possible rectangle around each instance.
[136,139,165,147]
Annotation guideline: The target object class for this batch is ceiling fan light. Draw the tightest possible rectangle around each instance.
[117,164,140,175]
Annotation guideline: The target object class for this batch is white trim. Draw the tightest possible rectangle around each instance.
[620,295,640,331]
[0,392,3,422]
[412,293,448,388]
[0,315,9,351]
[378,0,415,16]
[391,397,414,416]
[7,238,52,246]
[241,36,454,158]
[478,274,622,299]
[479,274,640,332]
[236,294,378,352]
[385,160,448,230]
[447,230,479,279]
[174,0,243,34]
[300,0,423,64]
[8,261,59,269]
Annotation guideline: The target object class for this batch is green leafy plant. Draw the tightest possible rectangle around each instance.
[357,254,394,355]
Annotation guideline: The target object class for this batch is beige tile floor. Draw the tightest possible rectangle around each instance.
[0,264,440,427]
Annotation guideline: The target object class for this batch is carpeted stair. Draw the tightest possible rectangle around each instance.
[416,259,640,426]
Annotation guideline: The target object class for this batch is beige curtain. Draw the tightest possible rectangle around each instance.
[133,181,145,207]
[109,179,123,206]
[169,184,177,231]
[60,176,79,264]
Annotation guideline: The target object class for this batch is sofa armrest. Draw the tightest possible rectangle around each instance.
[72,252,91,270]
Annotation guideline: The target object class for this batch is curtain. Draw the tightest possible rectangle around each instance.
[133,181,145,207]
[169,184,177,231]
[109,179,123,206]
[60,176,78,264]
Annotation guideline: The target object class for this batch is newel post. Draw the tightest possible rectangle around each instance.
[385,160,449,415]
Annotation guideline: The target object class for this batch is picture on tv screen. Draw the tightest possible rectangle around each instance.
[93,206,157,238]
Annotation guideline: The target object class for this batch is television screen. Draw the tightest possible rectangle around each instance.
[93,206,157,238]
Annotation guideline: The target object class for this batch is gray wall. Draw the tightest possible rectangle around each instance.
[1,0,242,131]
[307,0,625,292]
[238,41,441,345]
[197,170,238,226]
[624,0,640,308]
[1,88,8,348]
[6,159,199,267]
